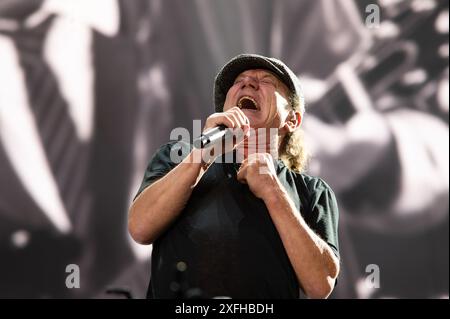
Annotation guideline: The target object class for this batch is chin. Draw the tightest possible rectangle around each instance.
[242,109,262,120]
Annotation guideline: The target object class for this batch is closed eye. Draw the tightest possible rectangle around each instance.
[260,76,277,86]
[261,79,276,85]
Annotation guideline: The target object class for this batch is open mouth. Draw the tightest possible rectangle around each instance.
[238,96,259,110]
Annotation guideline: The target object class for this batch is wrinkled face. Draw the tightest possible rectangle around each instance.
[223,69,292,130]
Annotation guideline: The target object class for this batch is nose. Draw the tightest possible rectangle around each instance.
[241,75,259,90]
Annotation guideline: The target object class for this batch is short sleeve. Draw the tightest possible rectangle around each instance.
[305,178,340,260]
[134,141,192,200]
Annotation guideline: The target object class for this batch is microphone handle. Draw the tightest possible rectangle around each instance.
[193,124,228,149]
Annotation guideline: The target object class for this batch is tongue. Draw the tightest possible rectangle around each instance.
[241,98,257,110]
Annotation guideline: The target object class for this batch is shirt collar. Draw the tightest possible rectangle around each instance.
[220,151,286,174]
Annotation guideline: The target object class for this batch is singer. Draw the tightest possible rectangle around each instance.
[128,54,340,299]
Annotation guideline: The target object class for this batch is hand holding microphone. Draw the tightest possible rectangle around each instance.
[194,107,250,155]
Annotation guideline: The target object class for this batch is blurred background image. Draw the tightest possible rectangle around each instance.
[0,0,447,298]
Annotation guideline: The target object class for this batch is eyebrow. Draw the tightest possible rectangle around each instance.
[234,72,278,81]
[261,74,277,81]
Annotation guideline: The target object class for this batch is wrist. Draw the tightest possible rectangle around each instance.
[261,177,285,204]
[190,148,214,171]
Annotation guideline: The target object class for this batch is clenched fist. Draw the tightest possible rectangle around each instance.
[237,153,280,200]
[201,106,251,164]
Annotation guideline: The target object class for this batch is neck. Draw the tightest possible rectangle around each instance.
[235,127,281,161]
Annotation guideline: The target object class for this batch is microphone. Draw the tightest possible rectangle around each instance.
[193,125,231,149]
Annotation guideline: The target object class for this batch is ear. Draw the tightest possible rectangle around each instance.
[282,111,302,133]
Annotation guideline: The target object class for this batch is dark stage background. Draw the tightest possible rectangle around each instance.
[0,0,448,298]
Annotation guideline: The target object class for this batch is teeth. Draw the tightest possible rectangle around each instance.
[238,96,258,110]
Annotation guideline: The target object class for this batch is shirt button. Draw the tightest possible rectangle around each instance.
[227,173,233,179]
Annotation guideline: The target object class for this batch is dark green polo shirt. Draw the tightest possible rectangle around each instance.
[135,141,339,299]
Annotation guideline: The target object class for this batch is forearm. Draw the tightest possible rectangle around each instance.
[263,180,340,299]
[128,149,205,245]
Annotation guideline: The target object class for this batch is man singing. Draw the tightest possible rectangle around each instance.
[128,54,340,299]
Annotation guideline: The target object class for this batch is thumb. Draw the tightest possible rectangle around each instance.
[243,124,250,137]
